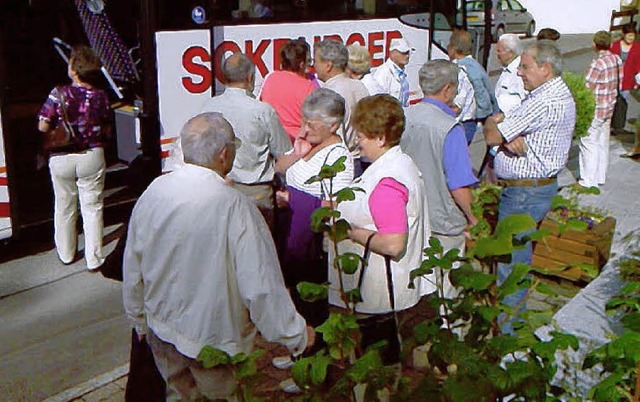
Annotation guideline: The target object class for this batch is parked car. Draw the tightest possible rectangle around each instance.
[461,0,535,41]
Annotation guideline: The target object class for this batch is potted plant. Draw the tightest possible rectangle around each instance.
[533,185,616,282]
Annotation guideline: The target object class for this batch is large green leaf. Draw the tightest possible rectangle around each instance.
[297,282,329,302]
[588,372,629,401]
[498,263,532,300]
[532,332,579,360]
[450,265,495,290]
[520,310,553,329]
[524,228,552,242]
[230,352,248,365]
[427,236,444,255]
[485,335,520,358]
[566,218,589,232]
[304,156,348,184]
[330,219,351,243]
[310,207,340,232]
[476,305,501,323]
[197,345,230,368]
[333,187,364,203]
[412,320,440,344]
[470,234,513,258]
[336,252,363,275]
[236,354,260,379]
[494,214,536,237]
[316,313,359,360]
[551,194,571,211]
[346,349,384,383]
[309,353,332,385]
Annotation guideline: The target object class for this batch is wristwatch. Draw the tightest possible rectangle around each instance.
[86,0,105,14]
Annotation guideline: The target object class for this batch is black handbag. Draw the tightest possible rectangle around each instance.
[612,62,627,130]
[355,234,401,365]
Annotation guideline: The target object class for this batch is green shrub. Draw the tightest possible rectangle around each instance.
[563,71,596,139]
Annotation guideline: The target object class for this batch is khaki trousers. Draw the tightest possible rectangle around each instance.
[233,182,275,229]
[147,332,237,401]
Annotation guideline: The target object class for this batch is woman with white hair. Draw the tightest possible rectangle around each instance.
[346,44,372,79]
[272,88,354,377]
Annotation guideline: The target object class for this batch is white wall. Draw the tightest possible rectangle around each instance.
[520,0,621,34]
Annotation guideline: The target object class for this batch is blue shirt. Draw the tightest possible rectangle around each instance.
[422,98,478,190]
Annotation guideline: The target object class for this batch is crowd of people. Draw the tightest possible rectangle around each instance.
[39,24,631,400]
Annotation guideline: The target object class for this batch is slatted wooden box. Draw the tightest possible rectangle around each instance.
[532,217,616,283]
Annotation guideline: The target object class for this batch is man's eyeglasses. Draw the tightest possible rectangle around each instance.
[228,137,242,148]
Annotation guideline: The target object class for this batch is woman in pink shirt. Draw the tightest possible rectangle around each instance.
[328,94,431,365]
[259,39,316,142]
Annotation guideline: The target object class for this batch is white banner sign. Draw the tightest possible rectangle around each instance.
[156,18,447,170]
[0,105,12,239]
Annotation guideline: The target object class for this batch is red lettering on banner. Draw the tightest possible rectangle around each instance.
[213,41,243,83]
[322,34,342,42]
[346,33,366,46]
[0,177,7,186]
[368,31,384,68]
[272,38,291,73]
[0,202,9,218]
[245,39,270,77]
[385,30,403,59]
[182,46,212,94]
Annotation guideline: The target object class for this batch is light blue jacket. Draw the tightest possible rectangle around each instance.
[457,56,498,120]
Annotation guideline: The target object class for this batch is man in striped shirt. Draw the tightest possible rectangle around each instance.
[483,40,576,331]
[579,31,623,188]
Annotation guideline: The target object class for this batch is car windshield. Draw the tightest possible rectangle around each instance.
[466,1,484,11]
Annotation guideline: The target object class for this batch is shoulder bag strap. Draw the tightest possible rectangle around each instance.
[615,60,622,96]
[356,233,395,311]
[56,86,77,139]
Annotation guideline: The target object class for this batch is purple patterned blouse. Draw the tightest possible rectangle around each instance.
[38,84,111,150]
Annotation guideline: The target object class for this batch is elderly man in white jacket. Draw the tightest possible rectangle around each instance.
[122,112,313,400]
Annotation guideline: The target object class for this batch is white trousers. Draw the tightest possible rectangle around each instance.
[579,118,611,188]
[49,147,106,269]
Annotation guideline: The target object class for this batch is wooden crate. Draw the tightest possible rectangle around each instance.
[532,217,616,283]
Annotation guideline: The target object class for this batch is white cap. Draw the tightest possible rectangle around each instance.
[389,38,414,53]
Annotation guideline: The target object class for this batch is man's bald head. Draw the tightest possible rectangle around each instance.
[222,53,255,85]
[181,112,236,172]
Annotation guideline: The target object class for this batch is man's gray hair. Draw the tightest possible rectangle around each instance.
[419,59,459,96]
[448,30,473,56]
[222,53,255,84]
[524,40,563,76]
[315,39,349,71]
[302,88,345,127]
[181,112,235,166]
[498,34,522,56]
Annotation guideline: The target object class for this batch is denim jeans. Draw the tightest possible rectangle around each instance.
[497,181,558,330]
[462,121,478,144]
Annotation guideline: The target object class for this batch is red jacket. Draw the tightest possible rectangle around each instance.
[611,39,640,90]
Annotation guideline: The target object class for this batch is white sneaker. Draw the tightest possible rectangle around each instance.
[272,355,294,369]
[279,377,301,393]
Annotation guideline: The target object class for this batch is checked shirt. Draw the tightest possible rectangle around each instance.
[495,76,576,179]
[585,50,623,121]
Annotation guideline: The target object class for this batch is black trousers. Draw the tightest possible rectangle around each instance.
[125,329,166,402]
